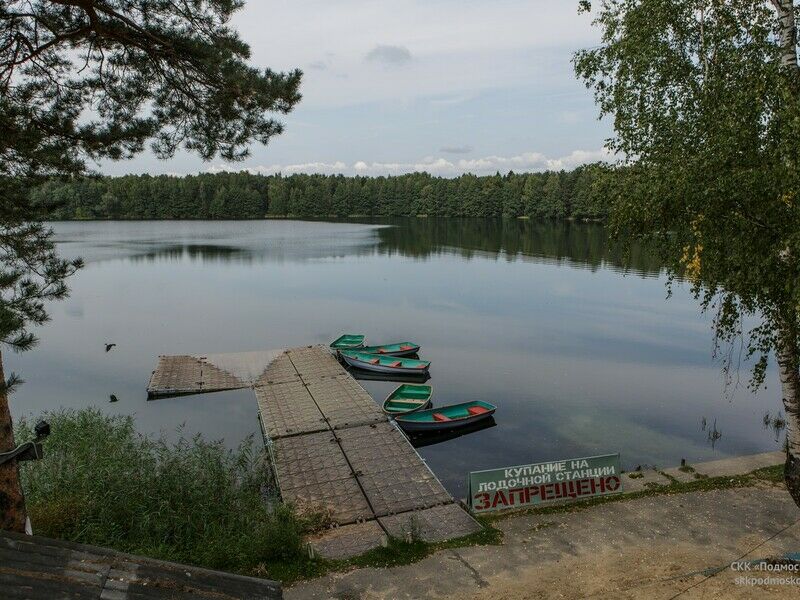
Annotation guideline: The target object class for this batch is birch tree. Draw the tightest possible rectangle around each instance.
[575,0,800,506]
[0,0,301,532]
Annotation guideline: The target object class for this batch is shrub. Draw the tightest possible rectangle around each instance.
[16,408,312,578]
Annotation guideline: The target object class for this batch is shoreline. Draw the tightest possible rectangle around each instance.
[287,451,797,598]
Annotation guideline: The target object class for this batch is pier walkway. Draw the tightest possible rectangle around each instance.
[148,345,481,559]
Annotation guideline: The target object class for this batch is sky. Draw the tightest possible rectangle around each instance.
[101,1,612,177]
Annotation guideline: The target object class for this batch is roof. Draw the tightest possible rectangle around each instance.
[0,529,282,599]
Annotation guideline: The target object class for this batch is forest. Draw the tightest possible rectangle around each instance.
[32,164,613,220]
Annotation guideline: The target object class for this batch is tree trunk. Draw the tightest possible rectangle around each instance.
[777,324,800,508]
[0,350,27,532]
[772,0,800,506]
[772,0,799,71]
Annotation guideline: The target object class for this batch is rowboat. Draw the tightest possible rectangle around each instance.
[330,334,365,350]
[382,384,432,415]
[339,350,430,374]
[395,401,496,432]
[359,342,420,357]
[408,417,497,448]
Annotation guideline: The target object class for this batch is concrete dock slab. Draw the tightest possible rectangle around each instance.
[305,375,385,429]
[255,381,326,439]
[150,344,481,558]
[691,451,785,478]
[379,504,483,543]
[271,431,374,524]
[147,354,247,397]
[307,522,386,560]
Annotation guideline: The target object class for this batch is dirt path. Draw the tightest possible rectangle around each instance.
[287,484,800,599]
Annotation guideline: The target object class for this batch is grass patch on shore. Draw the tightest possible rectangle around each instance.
[16,408,502,584]
[16,408,321,581]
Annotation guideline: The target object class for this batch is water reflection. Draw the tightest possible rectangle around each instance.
[349,370,432,384]
[51,218,664,275]
[4,219,784,498]
[129,244,248,263]
[407,417,497,449]
[51,220,385,264]
[375,219,664,277]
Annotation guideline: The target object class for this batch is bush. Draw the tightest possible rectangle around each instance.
[16,408,313,578]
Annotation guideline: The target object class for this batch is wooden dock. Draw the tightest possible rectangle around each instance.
[0,529,282,599]
[148,345,481,559]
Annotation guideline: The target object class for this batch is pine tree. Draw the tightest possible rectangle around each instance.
[0,0,301,531]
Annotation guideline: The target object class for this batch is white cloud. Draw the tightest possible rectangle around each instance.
[99,2,609,176]
[207,148,613,177]
[208,161,349,175]
[544,149,611,170]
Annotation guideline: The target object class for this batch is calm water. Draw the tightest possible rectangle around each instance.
[8,219,784,497]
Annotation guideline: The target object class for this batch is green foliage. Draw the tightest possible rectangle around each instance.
[575,0,800,388]
[16,408,315,578]
[0,220,83,355]
[33,164,614,220]
[1,0,301,362]
[1,1,302,181]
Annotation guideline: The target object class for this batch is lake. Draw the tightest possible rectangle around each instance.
[7,219,784,497]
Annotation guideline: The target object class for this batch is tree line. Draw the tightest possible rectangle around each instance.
[32,164,613,220]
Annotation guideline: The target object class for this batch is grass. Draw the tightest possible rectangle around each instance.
[16,408,320,581]
[15,408,501,584]
[16,408,787,584]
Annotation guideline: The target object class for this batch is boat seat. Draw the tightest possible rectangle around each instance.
[433,413,451,422]
[377,349,388,353]
[388,360,402,367]
[400,345,414,350]
[367,358,379,364]
[415,363,427,369]
[467,406,490,416]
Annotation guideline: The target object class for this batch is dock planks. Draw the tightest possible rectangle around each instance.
[148,344,481,559]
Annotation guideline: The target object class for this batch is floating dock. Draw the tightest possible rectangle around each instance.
[148,345,481,559]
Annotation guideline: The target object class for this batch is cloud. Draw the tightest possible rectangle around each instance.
[207,148,613,177]
[544,149,611,170]
[365,44,412,65]
[208,161,348,176]
[307,60,328,70]
[439,145,473,154]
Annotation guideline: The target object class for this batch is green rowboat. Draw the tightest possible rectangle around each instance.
[339,350,431,374]
[395,400,496,432]
[359,341,420,357]
[382,384,432,415]
[330,334,365,350]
